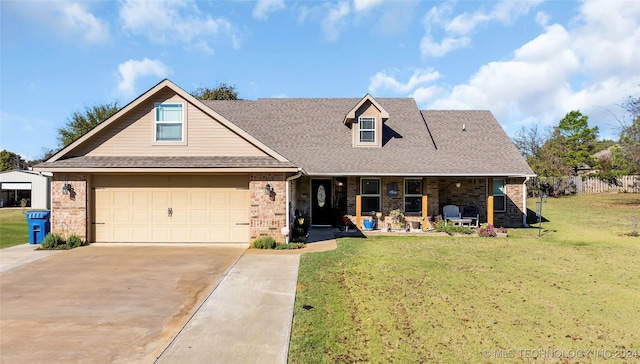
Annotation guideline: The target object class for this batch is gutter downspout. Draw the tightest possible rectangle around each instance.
[523,176,530,227]
[285,168,304,243]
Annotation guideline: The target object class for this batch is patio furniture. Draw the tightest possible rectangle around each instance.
[443,205,461,221]
[462,206,480,228]
[449,218,473,227]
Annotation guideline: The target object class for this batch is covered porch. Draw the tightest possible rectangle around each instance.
[290,175,527,231]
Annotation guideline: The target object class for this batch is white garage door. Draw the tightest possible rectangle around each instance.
[93,175,250,243]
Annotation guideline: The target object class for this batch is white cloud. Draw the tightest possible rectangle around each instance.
[378,0,640,139]
[13,1,109,44]
[410,86,445,105]
[321,1,350,42]
[119,0,240,52]
[535,11,549,26]
[421,0,542,57]
[445,0,542,35]
[253,0,286,20]
[420,36,470,58]
[117,59,171,97]
[369,68,441,94]
[353,0,384,12]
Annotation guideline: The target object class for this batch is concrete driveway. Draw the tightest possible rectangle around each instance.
[0,244,246,363]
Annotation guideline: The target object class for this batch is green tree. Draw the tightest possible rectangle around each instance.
[513,124,573,176]
[552,110,599,175]
[0,150,27,171]
[57,102,119,147]
[191,82,239,100]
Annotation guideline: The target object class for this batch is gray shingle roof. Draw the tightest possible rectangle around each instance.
[35,156,296,169]
[203,99,534,176]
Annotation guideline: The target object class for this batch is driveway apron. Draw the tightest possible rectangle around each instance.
[0,244,246,363]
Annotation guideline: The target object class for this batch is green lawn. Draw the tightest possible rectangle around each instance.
[289,194,640,363]
[0,209,29,249]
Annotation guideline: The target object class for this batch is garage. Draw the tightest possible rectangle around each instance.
[93,175,250,243]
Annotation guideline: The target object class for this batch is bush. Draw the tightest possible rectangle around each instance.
[252,236,277,249]
[41,233,63,249]
[66,234,84,249]
[435,220,473,236]
[478,224,498,237]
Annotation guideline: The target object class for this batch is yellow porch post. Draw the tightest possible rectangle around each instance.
[422,177,429,230]
[355,177,361,229]
[487,177,494,226]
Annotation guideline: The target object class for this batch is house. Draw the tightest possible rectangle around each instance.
[0,170,51,209]
[35,79,535,244]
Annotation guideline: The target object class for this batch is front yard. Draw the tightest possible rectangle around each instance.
[289,194,640,363]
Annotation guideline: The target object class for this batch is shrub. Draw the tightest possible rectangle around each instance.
[435,220,473,235]
[252,236,277,249]
[66,234,84,249]
[41,233,63,249]
[478,224,497,237]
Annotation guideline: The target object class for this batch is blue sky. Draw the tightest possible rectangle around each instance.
[1,0,639,161]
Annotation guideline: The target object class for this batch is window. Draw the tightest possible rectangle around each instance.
[359,116,376,143]
[361,178,380,213]
[155,103,183,142]
[493,179,506,212]
[404,179,422,213]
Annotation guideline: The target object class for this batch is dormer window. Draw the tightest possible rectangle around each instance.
[359,117,376,143]
[344,94,389,148]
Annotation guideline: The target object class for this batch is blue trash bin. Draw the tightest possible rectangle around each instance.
[25,210,51,244]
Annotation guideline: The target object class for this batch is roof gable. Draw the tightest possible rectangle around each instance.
[45,79,291,164]
[343,94,389,125]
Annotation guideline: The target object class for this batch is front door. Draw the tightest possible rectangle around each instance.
[311,179,333,226]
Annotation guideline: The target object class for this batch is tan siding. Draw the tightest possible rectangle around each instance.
[352,101,383,147]
[71,89,267,157]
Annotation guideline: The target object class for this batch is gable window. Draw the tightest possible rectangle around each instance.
[361,178,380,213]
[404,179,422,213]
[493,179,506,212]
[155,103,183,142]
[359,117,376,143]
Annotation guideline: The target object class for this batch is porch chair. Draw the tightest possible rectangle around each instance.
[462,206,480,228]
[442,205,461,221]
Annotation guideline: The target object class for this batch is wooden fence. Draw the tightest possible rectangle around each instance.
[527,175,640,196]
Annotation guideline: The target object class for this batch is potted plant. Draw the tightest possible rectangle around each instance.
[388,209,405,230]
[363,211,376,230]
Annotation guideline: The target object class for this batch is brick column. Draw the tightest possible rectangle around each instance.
[249,173,287,243]
[51,173,87,241]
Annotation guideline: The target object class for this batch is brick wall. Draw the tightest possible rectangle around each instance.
[249,173,287,243]
[438,178,487,220]
[51,173,87,241]
[494,177,526,228]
